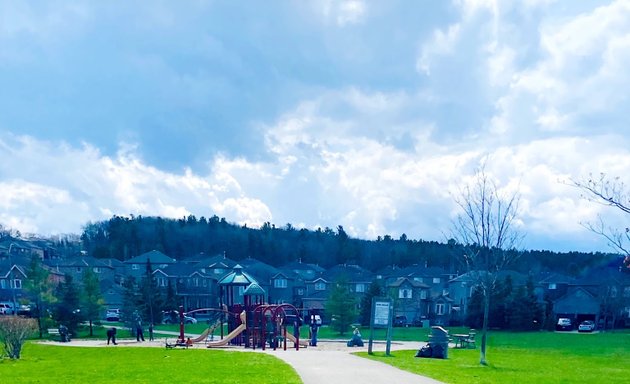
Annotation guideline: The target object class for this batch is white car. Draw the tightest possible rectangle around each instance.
[578,320,595,332]
[105,309,121,321]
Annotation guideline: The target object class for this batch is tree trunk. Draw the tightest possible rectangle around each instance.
[480,290,490,365]
[89,319,93,336]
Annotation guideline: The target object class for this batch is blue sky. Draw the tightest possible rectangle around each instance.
[1,0,630,253]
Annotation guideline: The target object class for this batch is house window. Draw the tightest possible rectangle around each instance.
[315,282,326,291]
[132,264,138,270]
[420,290,428,300]
[157,277,167,287]
[355,283,366,293]
[0,279,5,289]
[376,274,382,279]
[203,279,207,287]
[436,303,445,315]
[93,267,101,273]
[274,278,288,288]
[214,268,225,274]
[297,288,304,296]
[548,283,557,290]
[399,288,412,299]
[76,267,82,273]
[624,287,630,297]
[433,277,440,284]
[413,277,423,283]
[12,279,22,289]
[193,278,199,287]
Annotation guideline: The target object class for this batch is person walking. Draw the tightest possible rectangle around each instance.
[107,327,117,345]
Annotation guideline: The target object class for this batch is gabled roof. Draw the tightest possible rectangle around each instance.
[158,262,213,278]
[239,258,280,282]
[326,264,374,282]
[388,277,429,289]
[52,257,113,269]
[195,254,238,269]
[125,250,176,264]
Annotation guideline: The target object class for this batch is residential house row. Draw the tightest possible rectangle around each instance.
[1,242,629,328]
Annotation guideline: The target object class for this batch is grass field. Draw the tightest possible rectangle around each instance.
[358,330,630,384]
[0,343,301,384]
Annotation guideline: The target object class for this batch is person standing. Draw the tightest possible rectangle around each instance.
[148,323,154,341]
[309,315,319,347]
[136,316,145,342]
[107,327,117,345]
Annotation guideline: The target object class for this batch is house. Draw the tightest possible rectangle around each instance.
[154,262,218,311]
[45,256,116,283]
[387,277,430,325]
[123,250,176,279]
[0,258,28,303]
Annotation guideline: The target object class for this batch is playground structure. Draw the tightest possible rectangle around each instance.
[169,264,307,351]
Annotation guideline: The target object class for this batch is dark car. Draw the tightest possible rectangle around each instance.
[556,318,572,331]
[394,315,408,327]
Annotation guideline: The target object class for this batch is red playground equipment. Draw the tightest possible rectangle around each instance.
[170,264,304,351]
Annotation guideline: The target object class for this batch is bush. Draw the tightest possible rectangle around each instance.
[0,316,38,359]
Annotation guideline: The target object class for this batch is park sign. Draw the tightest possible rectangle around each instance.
[368,297,393,355]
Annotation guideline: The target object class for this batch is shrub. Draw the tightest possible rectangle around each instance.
[0,316,38,359]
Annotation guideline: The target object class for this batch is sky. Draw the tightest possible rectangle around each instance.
[1,0,630,253]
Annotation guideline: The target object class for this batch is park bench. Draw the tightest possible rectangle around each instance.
[165,339,191,349]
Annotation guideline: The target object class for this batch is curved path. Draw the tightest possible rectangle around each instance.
[262,340,444,384]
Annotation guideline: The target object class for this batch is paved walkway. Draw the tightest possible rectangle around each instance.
[262,341,445,384]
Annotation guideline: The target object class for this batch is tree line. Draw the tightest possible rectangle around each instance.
[68,215,616,276]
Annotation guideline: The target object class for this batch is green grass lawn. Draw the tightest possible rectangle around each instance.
[0,343,302,384]
[358,330,630,384]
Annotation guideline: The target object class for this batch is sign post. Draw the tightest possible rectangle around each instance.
[368,297,393,355]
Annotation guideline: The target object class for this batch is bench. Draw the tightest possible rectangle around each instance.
[165,339,191,349]
[48,328,70,342]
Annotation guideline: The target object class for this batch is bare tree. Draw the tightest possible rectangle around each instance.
[0,316,38,359]
[571,173,630,255]
[451,165,523,365]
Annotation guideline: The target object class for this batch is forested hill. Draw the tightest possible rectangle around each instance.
[77,215,615,275]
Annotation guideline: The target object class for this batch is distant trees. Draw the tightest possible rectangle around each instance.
[24,255,55,339]
[81,269,104,336]
[450,164,524,366]
[53,275,82,337]
[326,278,358,335]
[359,279,384,326]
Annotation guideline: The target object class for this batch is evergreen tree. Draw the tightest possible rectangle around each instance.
[138,260,164,325]
[326,278,358,335]
[54,274,82,336]
[164,280,178,311]
[24,255,55,338]
[81,268,104,336]
[359,279,383,326]
[121,276,139,330]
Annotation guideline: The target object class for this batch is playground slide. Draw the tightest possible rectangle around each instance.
[285,333,308,347]
[190,321,221,343]
[206,311,247,348]
[205,324,246,347]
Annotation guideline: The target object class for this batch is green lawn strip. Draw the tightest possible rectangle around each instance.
[0,343,302,384]
[356,331,630,384]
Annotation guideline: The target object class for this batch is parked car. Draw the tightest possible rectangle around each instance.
[0,302,16,315]
[162,310,197,324]
[18,304,32,316]
[394,315,408,327]
[105,309,121,322]
[578,320,596,332]
[556,318,572,331]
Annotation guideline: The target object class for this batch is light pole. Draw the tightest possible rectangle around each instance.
[8,243,18,315]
